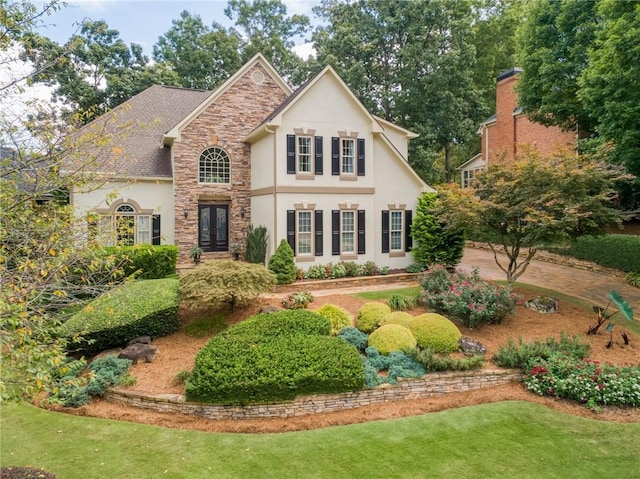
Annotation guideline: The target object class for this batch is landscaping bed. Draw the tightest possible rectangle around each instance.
[63,287,640,431]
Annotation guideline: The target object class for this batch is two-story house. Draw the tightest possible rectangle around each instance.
[458,67,577,188]
[71,54,433,269]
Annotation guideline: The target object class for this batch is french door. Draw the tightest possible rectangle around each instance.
[198,204,229,252]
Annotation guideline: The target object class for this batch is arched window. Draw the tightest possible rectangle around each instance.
[96,201,154,246]
[199,147,230,184]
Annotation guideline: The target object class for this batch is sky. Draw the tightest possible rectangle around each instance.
[38,0,320,59]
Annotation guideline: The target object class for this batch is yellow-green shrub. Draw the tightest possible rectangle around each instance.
[367,324,417,355]
[315,304,353,335]
[379,311,413,328]
[409,313,461,353]
[356,303,391,333]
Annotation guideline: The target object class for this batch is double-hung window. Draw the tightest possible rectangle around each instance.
[340,210,355,254]
[94,200,160,247]
[382,207,412,255]
[341,139,355,175]
[390,210,403,251]
[297,136,312,174]
[297,210,313,256]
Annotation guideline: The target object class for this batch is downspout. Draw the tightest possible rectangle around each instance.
[266,126,277,255]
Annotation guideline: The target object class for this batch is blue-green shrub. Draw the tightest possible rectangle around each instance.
[101,245,178,279]
[547,235,640,273]
[60,278,180,355]
[337,327,369,352]
[361,347,425,388]
[185,310,364,404]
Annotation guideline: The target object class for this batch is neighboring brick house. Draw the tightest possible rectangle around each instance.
[458,68,576,188]
[72,54,433,268]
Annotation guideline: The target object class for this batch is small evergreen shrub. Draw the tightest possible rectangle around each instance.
[361,347,425,388]
[337,327,369,352]
[245,224,268,265]
[226,309,331,339]
[101,244,178,279]
[492,334,590,369]
[356,302,391,333]
[341,261,360,277]
[268,239,297,284]
[316,304,353,335]
[420,265,518,328]
[60,279,180,355]
[281,291,314,309]
[368,324,417,355]
[409,313,462,353]
[358,261,379,276]
[406,263,427,273]
[378,311,413,328]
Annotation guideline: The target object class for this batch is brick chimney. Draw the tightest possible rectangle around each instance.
[494,68,522,164]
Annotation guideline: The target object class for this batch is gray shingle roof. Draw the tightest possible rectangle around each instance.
[85,85,212,178]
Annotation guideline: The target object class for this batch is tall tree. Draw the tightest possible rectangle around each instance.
[153,10,242,90]
[515,0,598,138]
[22,20,180,120]
[224,0,310,82]
[578,0,640,178]
[313,0,485,184]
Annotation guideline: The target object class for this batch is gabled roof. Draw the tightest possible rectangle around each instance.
[79,85,212,178]
[457,153,484,171]
[245,65,384,143]
[373,115,419,139]
[164,53,292,144]
[377,134,434,193]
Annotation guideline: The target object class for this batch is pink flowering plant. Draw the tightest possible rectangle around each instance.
[524,354,640,411]
[420,264,519,328]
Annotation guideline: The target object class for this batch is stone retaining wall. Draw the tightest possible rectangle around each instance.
[105,369,523,420]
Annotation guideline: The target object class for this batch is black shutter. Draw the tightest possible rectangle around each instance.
[381,210,390,253]
[357,210,366,255]
[287,210,296,253]
[331,137,340,175]
[314,136,323,175]
[287,134,296,174]
[314,210,323,256]
[405,210,413,252]
[357,138,365,176]
[152,214,161,245]
[331,210,340,255]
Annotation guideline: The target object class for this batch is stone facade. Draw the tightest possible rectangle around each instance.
[172,64,288,261]
[104,369,523,419]
[481,69,576,166]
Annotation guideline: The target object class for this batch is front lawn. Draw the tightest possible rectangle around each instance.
[2,402,639,479]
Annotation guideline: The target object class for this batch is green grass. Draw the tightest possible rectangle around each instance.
[182,313,227,337]
[352,286,421,301]
[2,402,639,479]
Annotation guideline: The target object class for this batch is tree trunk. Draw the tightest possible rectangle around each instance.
[444,140,452,183]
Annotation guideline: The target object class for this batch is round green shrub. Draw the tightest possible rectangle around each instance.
[409,313,462,353]
[367,324,417,355]
[315,304,353,335]
[356,302,391,333]
[268,239,296,284]
[378,311,413,328]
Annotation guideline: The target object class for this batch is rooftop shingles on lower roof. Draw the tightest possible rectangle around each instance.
[85,85,212,179]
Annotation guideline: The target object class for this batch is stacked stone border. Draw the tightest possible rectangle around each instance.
[105,369,522,420]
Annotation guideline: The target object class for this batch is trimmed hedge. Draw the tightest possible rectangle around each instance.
[186,310,364,404]
[101,245,178,279]
[379,311,414,328]
[409,313,462,353]
[548,235,640,273]
[59,278,180,355]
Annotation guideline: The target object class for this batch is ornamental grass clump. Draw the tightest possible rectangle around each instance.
[420,264,518,328]
[524,355,640,411]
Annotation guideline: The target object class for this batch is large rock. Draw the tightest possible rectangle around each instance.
[118,343,157,364]
[525,297,559,314]
[458,336,486,355]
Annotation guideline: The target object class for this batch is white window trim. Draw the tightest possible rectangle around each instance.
[296,210,314,257]
[199,146,231,184]
[340,210,356,255]
[390,210,404,252]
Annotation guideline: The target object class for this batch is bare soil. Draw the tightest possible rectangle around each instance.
[64,289,640,432]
